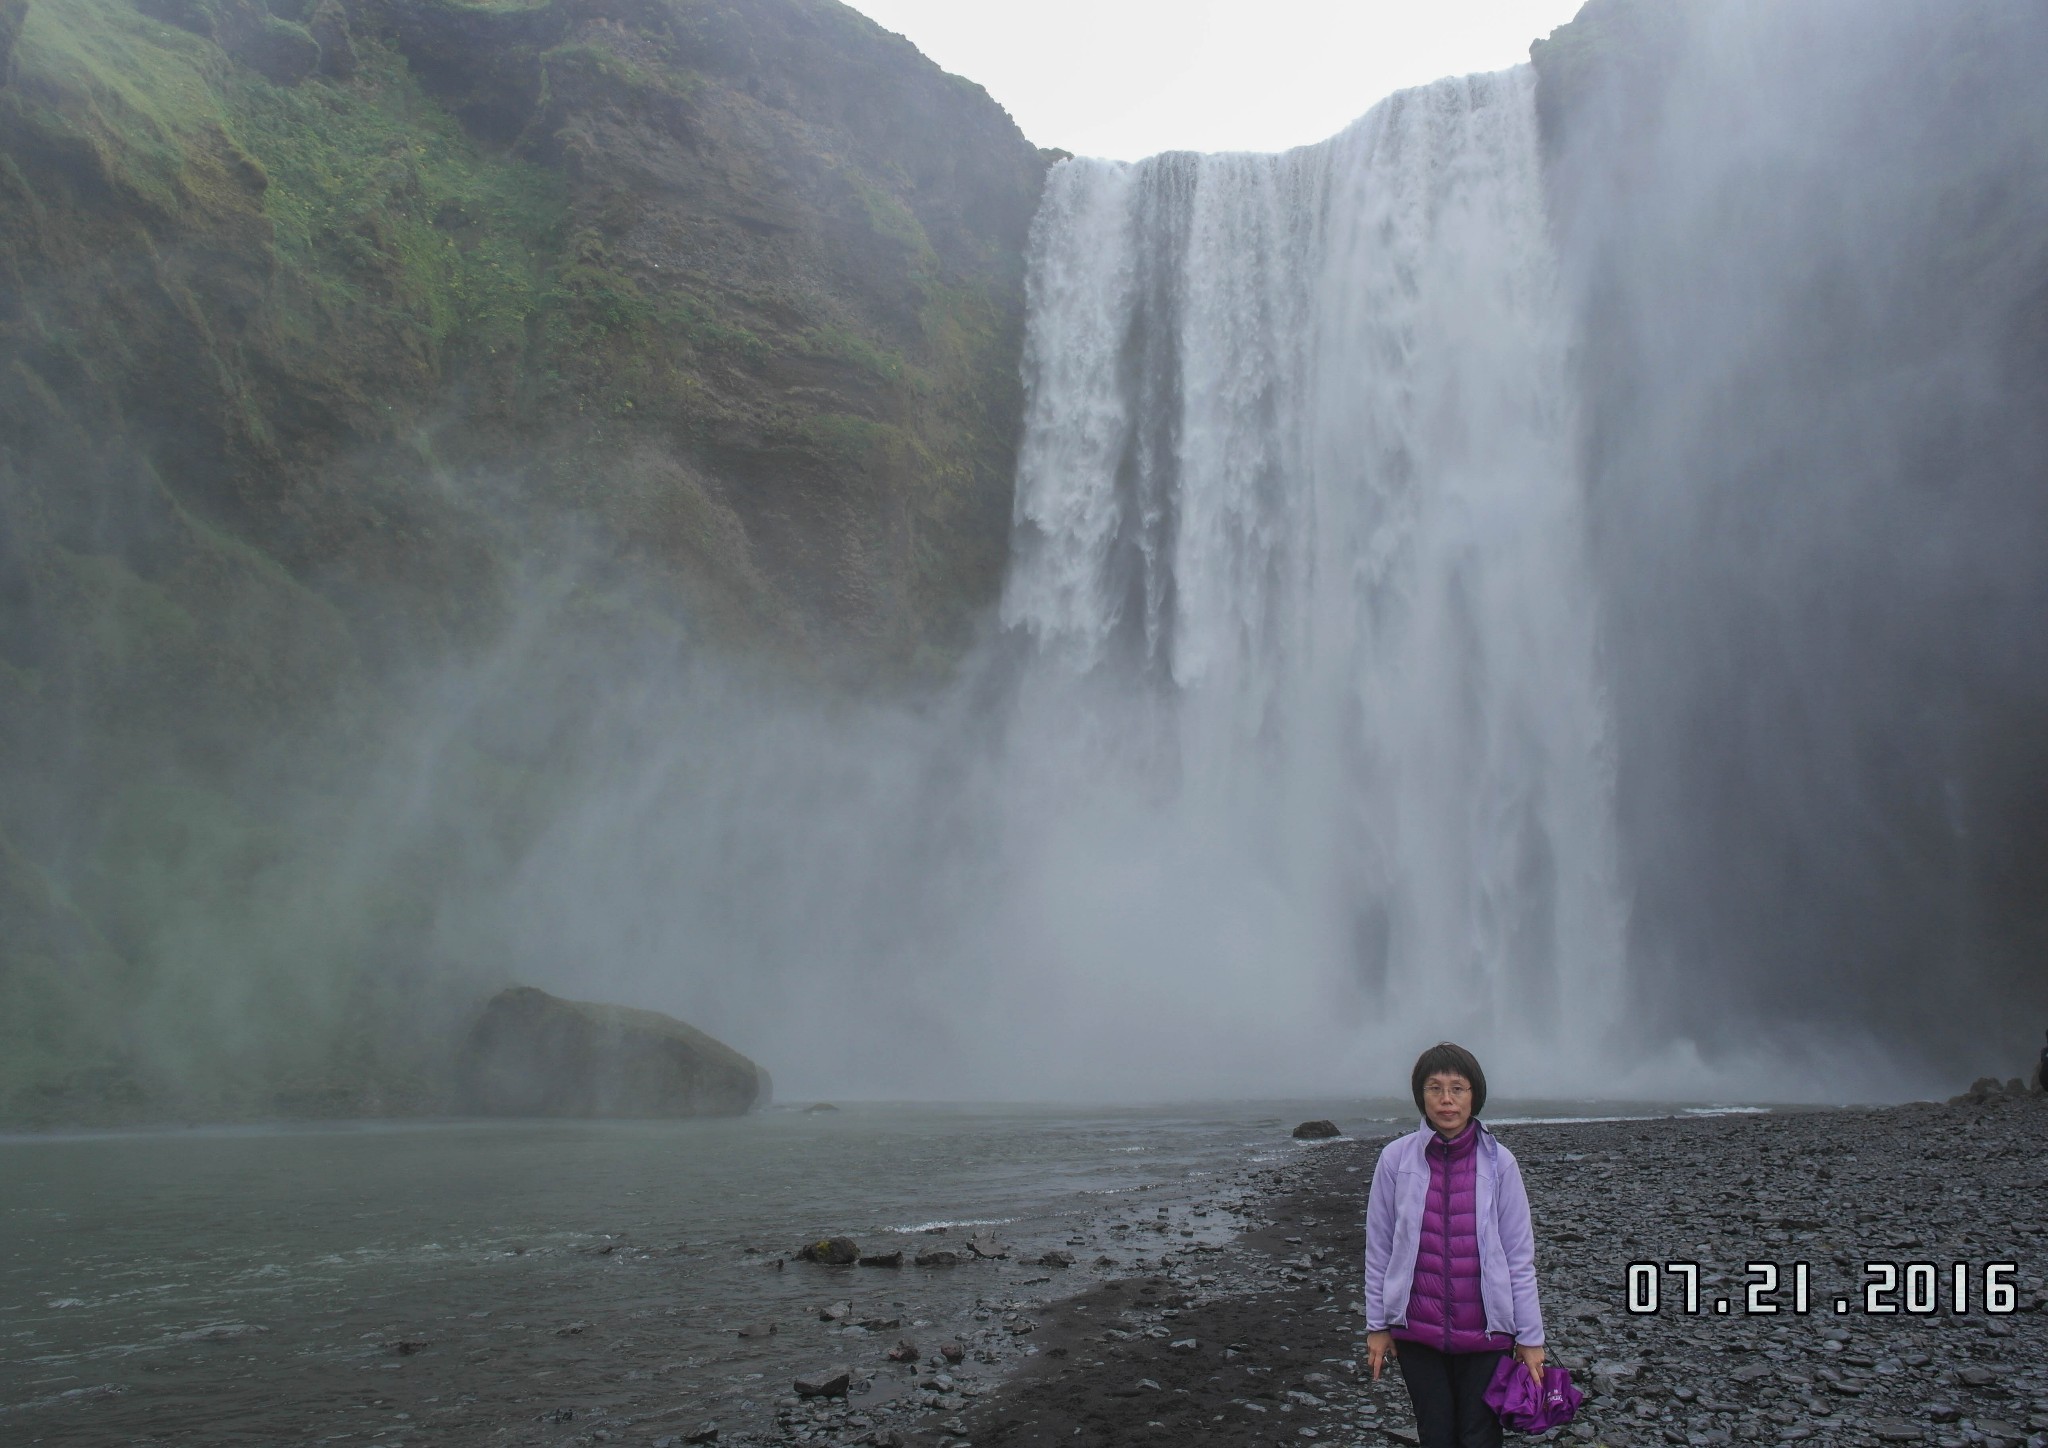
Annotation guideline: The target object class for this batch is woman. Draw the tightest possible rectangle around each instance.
[1363,1042,1546,1448]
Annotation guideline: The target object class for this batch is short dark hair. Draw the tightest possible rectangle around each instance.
[1411,1042,1487,1118]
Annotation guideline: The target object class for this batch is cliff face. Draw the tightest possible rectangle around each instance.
[0,0,1047,1122]
[1533,0,2048,1070]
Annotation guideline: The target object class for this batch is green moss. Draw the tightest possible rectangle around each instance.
[542,37,700,106]
[53,548,202,668]
[850,173,937,271]
[11,0,236,215]
[224,42,567,352]
[802,322,908,385]
[797,411,897,466]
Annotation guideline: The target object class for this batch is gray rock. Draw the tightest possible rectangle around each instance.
[915,1246,962,1267]
[793,1365,852,1398]
[456,986,771,1118]
[1291,1119,1342,1139]
[858,1249,903,1267]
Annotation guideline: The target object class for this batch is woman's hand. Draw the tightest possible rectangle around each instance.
[1514,1341,1546,1387]
[1366,1330,1396,1382]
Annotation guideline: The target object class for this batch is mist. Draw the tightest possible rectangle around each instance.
[472,0,2047,1104]
[1544,0,2048,1075]
[9,0,2044,1118]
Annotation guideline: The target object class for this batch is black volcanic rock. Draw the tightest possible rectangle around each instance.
[456,986,770,1118]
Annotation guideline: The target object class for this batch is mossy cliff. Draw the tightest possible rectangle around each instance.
[0,0,1048,1122]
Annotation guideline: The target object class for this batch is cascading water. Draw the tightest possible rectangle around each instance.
[997,67,1626,1081]
[482,68,1637,1101]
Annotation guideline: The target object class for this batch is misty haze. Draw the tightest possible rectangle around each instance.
[3,0,2045,1442]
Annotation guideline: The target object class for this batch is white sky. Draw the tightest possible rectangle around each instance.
[844,0,1590,161]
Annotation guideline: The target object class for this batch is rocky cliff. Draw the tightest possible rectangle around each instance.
[0,0,1048,1122]
[1532,0,2048,1067]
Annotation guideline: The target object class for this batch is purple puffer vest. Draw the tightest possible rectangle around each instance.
[1391,1121,1514,1355]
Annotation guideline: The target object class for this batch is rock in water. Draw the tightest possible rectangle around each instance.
[797,1237,859,1265]
[1292,1120,1342,1139]
[457,987,771,1118]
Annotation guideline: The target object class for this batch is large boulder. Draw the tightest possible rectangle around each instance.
[457,986,771,1118]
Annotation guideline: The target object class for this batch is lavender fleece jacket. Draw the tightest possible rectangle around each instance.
[1363,1120,1546,1345]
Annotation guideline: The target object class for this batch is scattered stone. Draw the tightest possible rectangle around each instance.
[858,1249,904,1268]
[915,1246,962,1267]
[793,1365,852,1399]
[683,1427,721,1446]
[1169,1338,1198,1352]
[1291,1120,1342,1140]
[797,1237,860,1265]
[1037,1249,1076,1267]
[886,1339,918,1363]
[939,1342,964,1364]
[735,1322,777,1338]
[819,1301,851,1322]
[554,1320,590,1337]
[965,1231,1009,1259]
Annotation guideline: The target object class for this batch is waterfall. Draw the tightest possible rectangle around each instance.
[490,68,1635,1101]
[998,67,1625,1077]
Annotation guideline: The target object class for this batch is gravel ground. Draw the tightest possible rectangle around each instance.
[800,1094,2047,1448]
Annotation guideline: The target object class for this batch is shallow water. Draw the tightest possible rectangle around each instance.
[0,1098,1730,1444]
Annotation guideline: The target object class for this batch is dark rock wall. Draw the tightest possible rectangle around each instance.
[1535,0,2048,1074]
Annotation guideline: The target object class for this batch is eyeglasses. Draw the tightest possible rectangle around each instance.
[1423,1082,1471,1100]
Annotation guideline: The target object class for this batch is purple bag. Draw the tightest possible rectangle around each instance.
[1483,1355,1583,1434]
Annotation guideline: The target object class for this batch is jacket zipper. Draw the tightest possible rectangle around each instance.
[1441,1137,1452,1352]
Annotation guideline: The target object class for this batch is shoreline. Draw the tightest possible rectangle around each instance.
[9,1098,2041,1447]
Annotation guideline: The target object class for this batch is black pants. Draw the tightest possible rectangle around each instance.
[1395,1340,1507,1448]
